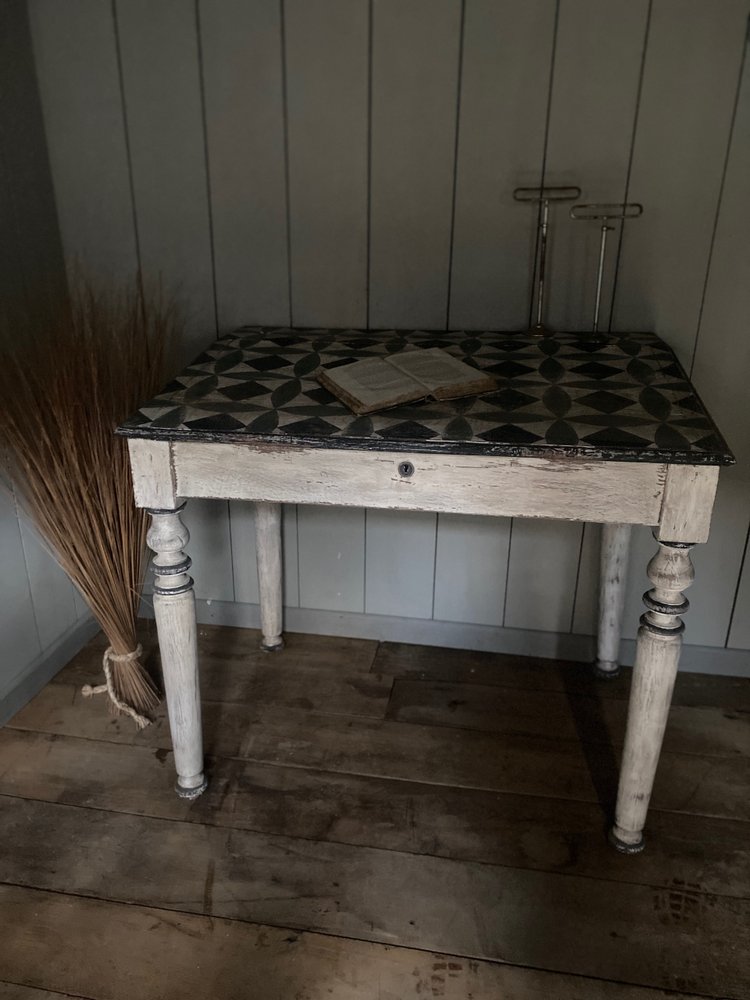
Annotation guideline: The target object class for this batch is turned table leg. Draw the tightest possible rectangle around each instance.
[255,501,284,651]
[147,504,207,799]
[610,537,694,853]
[596,523,632,678]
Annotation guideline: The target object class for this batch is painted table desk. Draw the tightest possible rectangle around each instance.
[118,328,734,853]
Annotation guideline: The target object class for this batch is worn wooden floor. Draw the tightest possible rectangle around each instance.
[0,624,749,1000]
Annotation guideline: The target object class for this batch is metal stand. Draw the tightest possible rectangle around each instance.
[514,185,581,336]
[570,202,643,333]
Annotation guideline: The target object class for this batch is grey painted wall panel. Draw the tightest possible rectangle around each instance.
[448,0,555,329]
[364,510,436,619]
[230,502,300,608]
[692,37,750,650]
[544,0,649,331]
[18,518,78,651]
[181,499,235,604]
[369,0,462,328]
[285,0,369,328]
[612,0,749,364]
[297,506,365,612]
[433,514,511,626]
[20,0,750,678]
[199,0,289,329]
[281,0,370,613]
[570,522,600,637]
[504,519,583,633]
[0,0,66,298]
[729,553,750,650]
[28,0,138,281]
[0,491,42,686]
[116,0,236,606]
[116,0,216,359]
[515,0,649,643]
[0,1,79,718]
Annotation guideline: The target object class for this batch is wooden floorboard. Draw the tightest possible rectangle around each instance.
[1,795,749,996]
[386,678,750,756]
[2,625,749,997]
[57,627,389,718]
[9,680,749,822]
[0,729,747,899]
[373,640,750,709]
[0,885,713,1000]
[0,986,80,1000]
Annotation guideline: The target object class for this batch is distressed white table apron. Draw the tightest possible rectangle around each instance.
[129,436,719,854]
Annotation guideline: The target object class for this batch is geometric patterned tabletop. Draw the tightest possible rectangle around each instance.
[117,327,734,465]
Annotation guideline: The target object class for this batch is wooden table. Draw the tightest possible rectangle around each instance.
[119,327,733,853]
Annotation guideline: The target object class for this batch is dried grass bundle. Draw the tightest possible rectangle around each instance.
[0,278,179,725]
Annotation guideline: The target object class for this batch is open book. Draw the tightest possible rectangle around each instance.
[317,348,496,415]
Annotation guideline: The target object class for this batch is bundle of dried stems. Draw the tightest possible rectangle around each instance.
[0,278,178,725]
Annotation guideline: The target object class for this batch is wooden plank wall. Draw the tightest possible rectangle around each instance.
[0,0,91,714]
[27,0,750,667]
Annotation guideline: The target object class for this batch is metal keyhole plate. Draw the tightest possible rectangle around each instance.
[398,461,415,478]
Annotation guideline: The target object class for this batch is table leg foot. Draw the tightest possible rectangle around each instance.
[176,774,208,799]
[608,827,645,854]
[594,658,621,679]
[260,638,285,653]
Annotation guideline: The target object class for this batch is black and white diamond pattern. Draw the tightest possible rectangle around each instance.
[117,327,734,465]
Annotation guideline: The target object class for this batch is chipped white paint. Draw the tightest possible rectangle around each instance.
[255,502,283,651]
[128,440,176,509]
[611,539,695,852]
[135,435,721,848]
[172,442,667,524]
[657,465,719,543]
[146,506,205,798]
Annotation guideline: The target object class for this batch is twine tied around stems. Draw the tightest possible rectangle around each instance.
[81,644,151,729]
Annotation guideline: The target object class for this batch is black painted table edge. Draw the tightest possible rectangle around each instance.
[115,422,733,465]
[116,327,736,467]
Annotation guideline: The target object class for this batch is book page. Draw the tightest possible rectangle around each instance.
[317,357,425,415]
[386,348,496,400]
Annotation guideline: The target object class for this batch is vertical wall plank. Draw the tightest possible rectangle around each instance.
[116,0,216,358]
[448,0,555,330]
[2,0,66,298]
[284,0,369,605]
[612,0,749,364]
[116,0,234,603]
[28,0,136,281]
[364,511,436,619]
[285,0,368,327]
[24,0,750,672]
[0,491,41,696]
[181,499,234,604]
[19,519,77,650]
[570,522,601,636]
[522,0,648,639]
[297,507,364,612]
[729,542,750,648]
[230,502,299,608]
[369,0,462,329]
[691,36,750,650]
[199,0,289,329]
[544,0,649,331]
[504,519,583,633]
[433,514,511,625]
